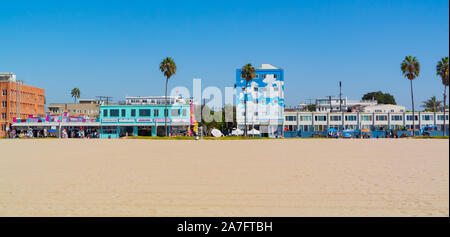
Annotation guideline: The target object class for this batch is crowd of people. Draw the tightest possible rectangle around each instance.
[5,127,99,139]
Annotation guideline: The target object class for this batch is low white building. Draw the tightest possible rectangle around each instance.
[363,104,406,113]
[283,110,449,132]
[126,96,187,105]
[315,97,377,112]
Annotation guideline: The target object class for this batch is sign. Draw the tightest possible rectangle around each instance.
[172,119,188,123]
[102,118,118,123]
[119,118,135,123]
[154,118,171,123]
[136,118,153,123]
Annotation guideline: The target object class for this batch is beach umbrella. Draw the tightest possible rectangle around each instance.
[248,128,261,136]
[361,129,371,133]
[327,128,338,132]
[211,128,224,137]
[231,128,244,136]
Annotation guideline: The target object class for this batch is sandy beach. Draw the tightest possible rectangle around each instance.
[0,139,448,217]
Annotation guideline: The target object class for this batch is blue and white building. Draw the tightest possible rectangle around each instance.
[235,64,285,137]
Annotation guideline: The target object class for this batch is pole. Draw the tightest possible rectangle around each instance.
[339,81,342,112]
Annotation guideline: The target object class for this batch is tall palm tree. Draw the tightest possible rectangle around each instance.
[421,96,442,112]
[437,56,449,135]
[71,88,80,103]
[159,57,177,137]
[401,56,420,136]
[240,63,256,136]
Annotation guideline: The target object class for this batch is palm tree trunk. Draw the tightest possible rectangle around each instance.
[444,85,447,136]
[164,78,168,137]
[410,80,415,137]
[244,82,249,137]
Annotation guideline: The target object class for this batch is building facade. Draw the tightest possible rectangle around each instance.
[126,96,186,105]
[315,97,378,112]
[48,99,101,119]
[99,103,191,138]
[284,110,449,136]
[0,73,45,137]
[235,64,285,137]
[362,104,406,113]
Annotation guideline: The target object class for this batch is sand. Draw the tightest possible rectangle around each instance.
[0,139,448,217]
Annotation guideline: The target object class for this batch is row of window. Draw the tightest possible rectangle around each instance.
[103,108,187,118]
[286,114,449,122]
[290,124,433,132]
[241,74,279,79]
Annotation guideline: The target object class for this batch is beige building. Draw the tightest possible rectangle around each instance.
[362,104,406,113]
[48,99,101,119]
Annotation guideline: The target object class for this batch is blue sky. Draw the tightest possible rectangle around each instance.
[1,0,448,109]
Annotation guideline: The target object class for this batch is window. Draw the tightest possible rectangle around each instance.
[103,109,108,117]
[171,109,180,117]
[274,74,278,79]
[110,109,119,117]
[139,109,151,117]
[182,109,187,116]
[437,115,449,120]
[345,115,357,121]
[375,109,382,112]
[254,112,258,116]
[131,109,136,117]
[121,109,126,117]
[154,109,159,117]
[391,115,403,121]
[406,115,418,121]
[285,116,297,121]
[330,115,341,121]
[361,115,372,121]
[299,116,311,121]
[422,115,432,121]
[102,126,117,134]
[315,116,327,121]
[261,74,266,79]
[376,115,387,121]
[254,87,258,92]
[164,109,168,117]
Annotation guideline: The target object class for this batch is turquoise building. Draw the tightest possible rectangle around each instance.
[99,104,191,138]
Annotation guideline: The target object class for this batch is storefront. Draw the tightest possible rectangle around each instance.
[99,104,191,138]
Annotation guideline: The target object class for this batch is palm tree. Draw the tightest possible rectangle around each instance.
[240,63,256,136]
[437,57,449,135]
[421,96,442,112]
[71,88,80,103]
[159,57,177,137]
[401,56,420,136]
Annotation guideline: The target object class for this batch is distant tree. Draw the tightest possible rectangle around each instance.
[159,57,177,137]
[422,96,442,112]
[362,91,396,105]
[436,56,449,135]
[306,104,316,112]
[401,56,420,136]
[71,88,80,103]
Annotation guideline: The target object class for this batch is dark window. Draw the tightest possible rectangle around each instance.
[154,109,159,117]
[121,109,126,117]
[139,109,151,117]
[110,109,119,117]
[164,109,168,117]
[131,109,136,117]
[103,109,108,117]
